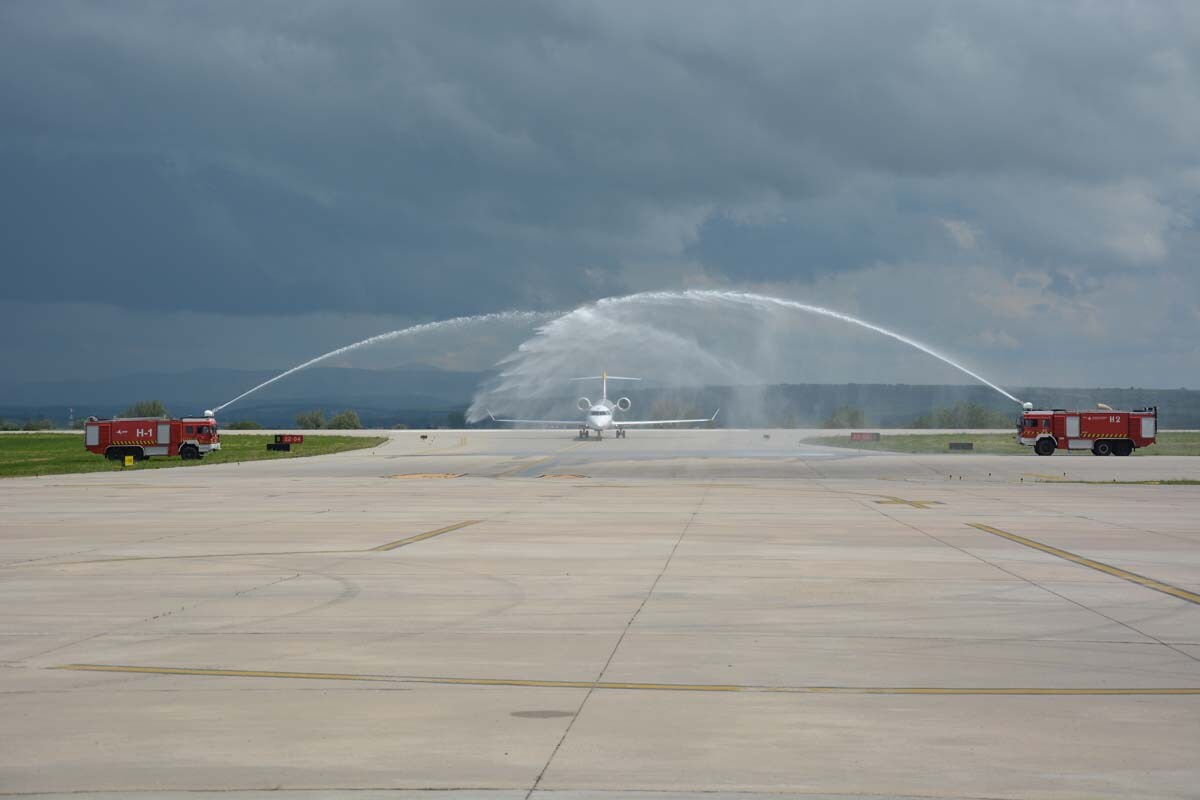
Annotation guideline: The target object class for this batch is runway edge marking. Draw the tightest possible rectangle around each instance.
[966,522,1200,605]
[50,664,1200,695]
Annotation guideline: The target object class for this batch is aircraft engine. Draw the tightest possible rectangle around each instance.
[577,397,591,411]
[616,397,632,411]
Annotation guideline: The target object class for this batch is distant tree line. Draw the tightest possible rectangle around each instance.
[817,401,1013,429]
[122,400,169,417]
[822,406,866,428]
[294,409,363,429]
[0,418,56,431]
[911,402,1012,429]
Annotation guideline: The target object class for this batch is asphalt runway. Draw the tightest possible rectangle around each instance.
[2,429,1198,799]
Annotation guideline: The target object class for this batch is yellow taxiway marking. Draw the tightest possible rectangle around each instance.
[1023,472,1067,481]
[875,495,942,509]
[422,434,468,453]
[41,484,208,490]
[967,523,1200,605]
[43,549,357,565]
[541,474,588,479]
[386,473,464,479]
[4,521,483,567]
[498,441,587,478]
[53,664,1200,695]
[372,520,483,551]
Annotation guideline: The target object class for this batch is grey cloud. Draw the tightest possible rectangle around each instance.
[1,1,1199,385]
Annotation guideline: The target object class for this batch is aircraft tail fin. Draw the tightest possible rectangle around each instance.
[570,373,641,401]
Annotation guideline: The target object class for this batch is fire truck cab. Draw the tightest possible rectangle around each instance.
[1017,404,1157,457]
[84,412,221,461]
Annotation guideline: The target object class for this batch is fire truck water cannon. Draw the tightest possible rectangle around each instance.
[84,413,221,462]
[1017,404,1157,457]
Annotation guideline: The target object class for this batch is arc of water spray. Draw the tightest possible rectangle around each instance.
[212,310,554,413]
[645,290,1024,404]
[474,290,1022,412]
[215,290,1021,414]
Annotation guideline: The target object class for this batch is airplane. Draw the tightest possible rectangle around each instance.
[488,371,718,439]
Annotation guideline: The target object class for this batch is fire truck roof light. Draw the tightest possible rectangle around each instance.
[204,409,214,417]
[1023,402,1033,411]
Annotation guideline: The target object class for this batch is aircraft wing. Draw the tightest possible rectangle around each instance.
[488,412,581,427]
[614,409,720,427]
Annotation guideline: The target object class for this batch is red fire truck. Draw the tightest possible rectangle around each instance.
[84,413,221,461]
[1017,404,1157,456]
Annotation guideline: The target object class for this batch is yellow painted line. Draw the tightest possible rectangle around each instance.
[424,435,468,452]
[53,664,1200,695]
[1023,472,1067,481]
[498,441,587,478]
[6,520,485,568]
[540,474,588,479]
[386,473,464,479]
[875,495,942,509]
[371,520,482,551]
[967,523,1200,605]
[45,549,356,566]
[55,664,396,683]
[41,484,208,490]
[402,675,743,692]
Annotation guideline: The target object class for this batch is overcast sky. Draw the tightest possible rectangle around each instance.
[2,1,1198,390]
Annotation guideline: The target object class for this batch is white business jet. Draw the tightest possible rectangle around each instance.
[488,371,718,439]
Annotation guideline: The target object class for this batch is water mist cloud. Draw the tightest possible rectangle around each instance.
[468,290,1021,423]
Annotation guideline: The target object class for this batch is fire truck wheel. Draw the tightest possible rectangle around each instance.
[1092,440,1113,457]
[1114,440,1133,457]
[180,445,199,460]
[1034,438,1055,456]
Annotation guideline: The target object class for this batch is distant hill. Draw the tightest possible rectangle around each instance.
[3,367,1197,429]
[0,365,490,428]
[3,365,488,407]
[683,384,1193,428]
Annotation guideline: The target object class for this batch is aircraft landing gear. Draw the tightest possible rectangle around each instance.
[579,429,589,439]
[615,429,626,439]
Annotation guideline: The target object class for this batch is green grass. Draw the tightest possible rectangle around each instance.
[800,431,1200,456]
[0,433,387,478]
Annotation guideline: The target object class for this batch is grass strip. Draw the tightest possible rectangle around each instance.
[0,433,387,478]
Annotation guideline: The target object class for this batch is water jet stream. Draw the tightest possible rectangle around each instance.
[680,290,1022,403]
[470,290,1021,421]
[212,310,552,413]
[215,290,1019,416]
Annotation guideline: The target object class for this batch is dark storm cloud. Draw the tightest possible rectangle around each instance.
[1,1,1199,385]
[3,2,1196,310]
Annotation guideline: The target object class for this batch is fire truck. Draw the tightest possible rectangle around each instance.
[1017,404,1157,456]
[84,412,221,461]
